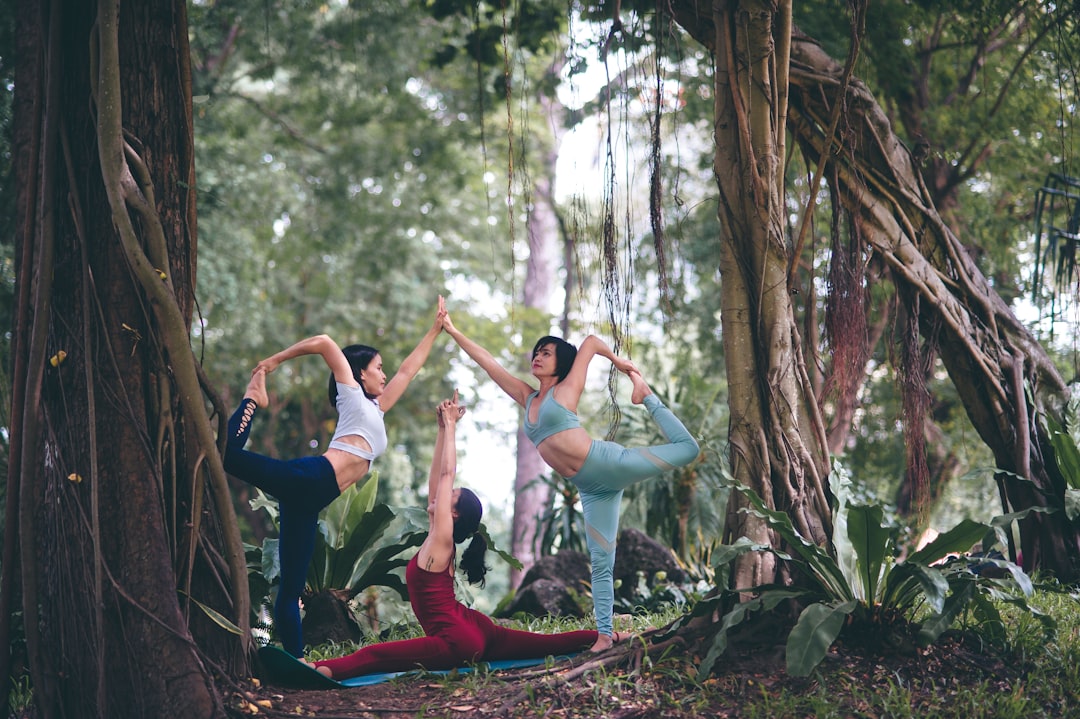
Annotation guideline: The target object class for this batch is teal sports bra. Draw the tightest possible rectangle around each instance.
[523,389,582,445]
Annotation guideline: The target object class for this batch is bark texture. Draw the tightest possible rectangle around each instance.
[786,33,1075,577]
[7,1,251,715]
[704,1,833,589]
[668,0,1077,579]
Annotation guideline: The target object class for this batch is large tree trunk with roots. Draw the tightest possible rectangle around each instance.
[668,0,1077,581]
[704,1,834,589]
[5,1,251,714]
[786,34,1076,578]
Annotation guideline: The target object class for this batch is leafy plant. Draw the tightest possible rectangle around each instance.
[247,471,519,633]
[532,472,586,556]
[1040,382,1080,519]
[620,375,730,561]
[677,463,1053,678]
[247,472,428,605]
[612,569,693,615]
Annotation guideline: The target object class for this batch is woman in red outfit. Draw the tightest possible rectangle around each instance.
[312,392,599,680]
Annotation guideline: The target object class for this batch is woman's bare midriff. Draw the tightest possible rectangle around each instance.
[535,427,592,478]
[324,438,374,491]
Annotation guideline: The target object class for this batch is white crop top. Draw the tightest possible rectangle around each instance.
[328,382,387,462]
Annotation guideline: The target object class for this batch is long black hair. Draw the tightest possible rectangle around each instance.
[532,336,577,382]
[328,343,380,406]
[453,488,488,586]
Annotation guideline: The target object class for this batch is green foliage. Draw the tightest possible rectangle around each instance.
[534,472,585,556]
[612,570,693,616]
[302,587,1080,717]
[247,473,428,608]
[620,372,729,560]
[6,674,30,716]
[246,469,517,632]
[678,465,1050,679]
[1041,382,1080,518]
[189,0,512,506]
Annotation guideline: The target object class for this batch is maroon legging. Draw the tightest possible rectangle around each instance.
[315,555,597,679]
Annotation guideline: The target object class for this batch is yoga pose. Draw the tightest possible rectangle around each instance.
[223,298,446,657]
[312,392,598,680]
[443,315,699,652]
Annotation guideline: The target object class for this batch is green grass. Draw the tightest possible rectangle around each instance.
[302,582,1080,719]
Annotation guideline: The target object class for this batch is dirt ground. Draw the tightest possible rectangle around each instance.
[230,628,1026,719]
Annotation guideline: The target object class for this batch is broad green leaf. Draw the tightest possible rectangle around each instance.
[1046,414,1080,490]
[907,518,989,565]
[830,462,859,601]
[331,504,396,589]
[321,472,380,551]
[914,563,950,612]
[727,480,851,600]
[1065,488,1080,521]
[786,601,857,677]
[696,588,814,678]
[250,489,279,523]
[711,536,775,567]
[261,537,281,584]
[478,523,521,570]
[917,580,976,647]
[846,504,891,603]
[181,592,244,636]
[697,597,764,678]
[968,557,1034,596]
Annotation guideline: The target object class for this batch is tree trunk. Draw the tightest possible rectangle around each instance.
[510,78,566,587]
[668,3,1077,580]
[8,1,250,715]
[708,1,833,589]
[785,33,1077,577]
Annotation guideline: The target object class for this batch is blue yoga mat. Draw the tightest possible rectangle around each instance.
[257,645,579,689]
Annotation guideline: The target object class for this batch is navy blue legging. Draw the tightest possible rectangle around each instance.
[224,399,341,657]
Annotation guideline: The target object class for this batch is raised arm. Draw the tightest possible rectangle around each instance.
[416,393,463,574]
[557,335,638,402]
[255,334,353,386]
[425,391,464,509]
[443,310,535,407]
[379,296,447,412]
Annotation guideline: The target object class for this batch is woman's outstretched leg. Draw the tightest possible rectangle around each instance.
[480,612,597,660]
[627,371,699,476]
[274,502,320,657]
[223,370,341,656]
[567,372,699,651]
[313,630,481,680]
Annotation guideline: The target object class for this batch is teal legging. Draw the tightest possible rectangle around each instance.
[568,394,698,636]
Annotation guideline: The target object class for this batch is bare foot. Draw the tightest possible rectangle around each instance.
[588,631,629,653]
[301,659,333,678]
[245,369,269,408]
[629,371,652,405]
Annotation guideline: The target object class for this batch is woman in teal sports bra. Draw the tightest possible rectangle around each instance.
[443,313,699,652]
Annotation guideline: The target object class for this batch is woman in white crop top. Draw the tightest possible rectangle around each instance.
[222,297,446,657]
